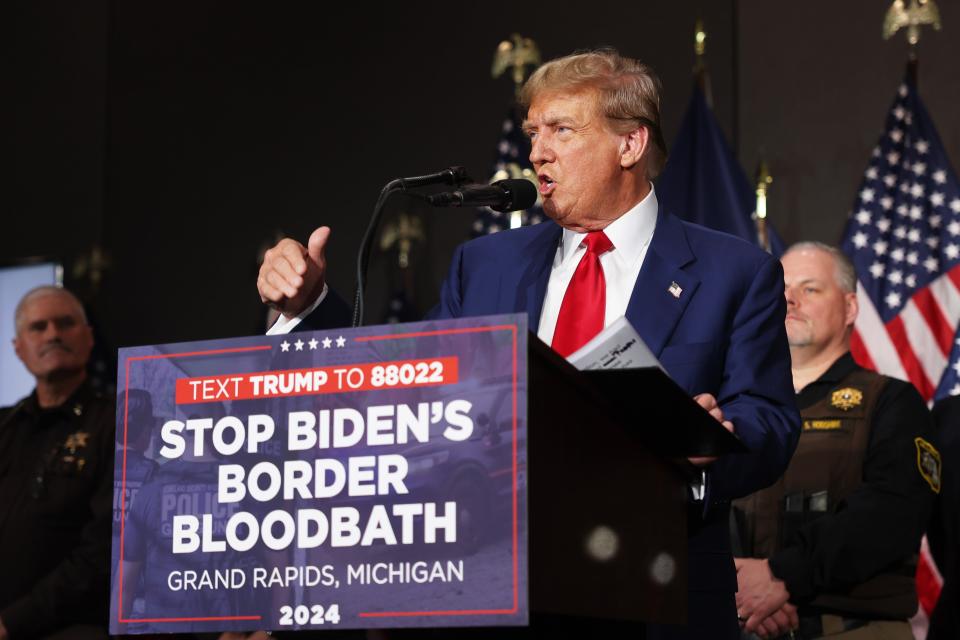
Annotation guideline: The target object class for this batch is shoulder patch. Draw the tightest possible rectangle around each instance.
[915,437,942,494]
[831,387,863,410]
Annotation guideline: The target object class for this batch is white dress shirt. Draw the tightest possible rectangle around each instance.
[269,186,658,338]
[536,186,659,346]
[266,283,329,335]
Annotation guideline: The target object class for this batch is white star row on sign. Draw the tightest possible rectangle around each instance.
[279,335,347,352]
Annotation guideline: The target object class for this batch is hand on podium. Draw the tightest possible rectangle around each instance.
[689,392,735,467]
[258,226,330,319]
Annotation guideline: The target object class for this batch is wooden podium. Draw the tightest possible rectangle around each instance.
[527,337,745,626]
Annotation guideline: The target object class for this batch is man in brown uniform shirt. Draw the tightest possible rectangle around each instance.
[732,243,940,639]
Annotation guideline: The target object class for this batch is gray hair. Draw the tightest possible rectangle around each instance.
[783,242,857,293]
[14,285,88,332]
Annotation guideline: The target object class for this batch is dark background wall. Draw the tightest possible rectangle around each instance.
[6,1,960,361]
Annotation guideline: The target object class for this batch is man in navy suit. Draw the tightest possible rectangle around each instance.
[257,49,800,639]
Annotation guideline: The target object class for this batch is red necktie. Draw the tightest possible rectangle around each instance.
[551,231,613,357]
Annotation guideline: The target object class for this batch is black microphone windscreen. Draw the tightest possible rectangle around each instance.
[493,179,538,213]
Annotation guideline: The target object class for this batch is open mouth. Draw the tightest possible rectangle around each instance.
[538,174,556,196]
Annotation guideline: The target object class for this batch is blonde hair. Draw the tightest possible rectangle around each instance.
[519,48,667,178]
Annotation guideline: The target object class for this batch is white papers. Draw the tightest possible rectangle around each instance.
[566,316,663,371]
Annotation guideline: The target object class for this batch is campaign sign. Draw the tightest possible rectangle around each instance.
[110,314,528,634]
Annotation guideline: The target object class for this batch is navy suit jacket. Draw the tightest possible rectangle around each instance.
[300,207,800,636]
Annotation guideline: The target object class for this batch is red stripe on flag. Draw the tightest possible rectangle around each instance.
[916,548,943,615]
[946,263,960,293]
[912,287,954,357]
[850,329,877,372]
[886,316,936,400]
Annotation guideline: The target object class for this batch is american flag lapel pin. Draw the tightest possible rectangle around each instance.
[668,281,682,298]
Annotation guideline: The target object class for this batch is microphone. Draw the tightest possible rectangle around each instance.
[397,166,470,189]
[427,179,537,212]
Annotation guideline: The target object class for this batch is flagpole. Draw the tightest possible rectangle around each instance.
[693,18,712,108]
[491,34,541,230]
[754,161,772,254]
[874,4,945,634]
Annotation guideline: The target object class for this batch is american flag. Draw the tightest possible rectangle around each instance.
[839,75,958,637]
[472,106,544,237]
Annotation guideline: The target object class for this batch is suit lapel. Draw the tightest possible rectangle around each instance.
[518,223,563,327]
[625,207,700,356]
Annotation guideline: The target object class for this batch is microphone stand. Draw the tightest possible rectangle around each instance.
[352,169,469,327]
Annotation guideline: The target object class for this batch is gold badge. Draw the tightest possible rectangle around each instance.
[64,431,90,453]
[831,387,863,410]
[915,437,942,494]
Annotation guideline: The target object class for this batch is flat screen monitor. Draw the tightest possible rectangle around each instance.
[0,262,63,407]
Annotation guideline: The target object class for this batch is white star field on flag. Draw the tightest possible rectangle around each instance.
[841,80,960,401]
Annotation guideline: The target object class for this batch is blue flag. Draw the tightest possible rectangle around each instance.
[657,84,784,256]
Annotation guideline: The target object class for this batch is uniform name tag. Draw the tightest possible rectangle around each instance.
[803,419,843,431]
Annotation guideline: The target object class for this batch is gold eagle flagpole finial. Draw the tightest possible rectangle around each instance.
[883,0,941,47]
[492,34,542,98]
